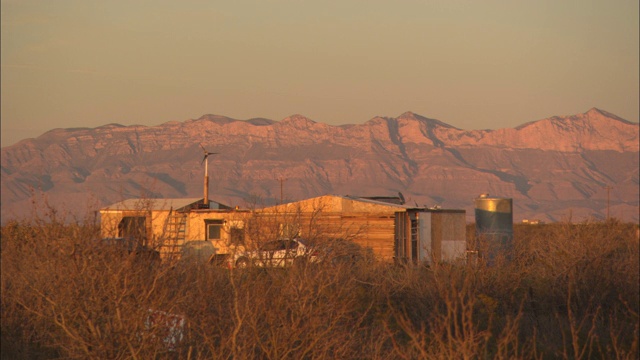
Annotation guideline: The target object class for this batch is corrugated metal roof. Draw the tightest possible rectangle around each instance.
[260,194,408,213]
[101,198,204,211]
[352,195,405,205]
[342,195,411,209]
[343,195,465,212]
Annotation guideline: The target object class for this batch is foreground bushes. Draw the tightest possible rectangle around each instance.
[2,218,638,359]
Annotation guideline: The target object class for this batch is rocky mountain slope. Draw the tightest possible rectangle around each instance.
[1,108,638,223]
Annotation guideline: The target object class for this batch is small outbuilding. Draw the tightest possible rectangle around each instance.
[394,208,467,265]
[100,198,235,258]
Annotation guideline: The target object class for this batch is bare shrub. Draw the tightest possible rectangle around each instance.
[2,201,638,359]
[514,219,639,358]
[383,263,533,360]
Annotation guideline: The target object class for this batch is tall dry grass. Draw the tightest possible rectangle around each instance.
[2,206,638,359]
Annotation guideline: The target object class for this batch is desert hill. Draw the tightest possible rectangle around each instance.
[1,108,638,223]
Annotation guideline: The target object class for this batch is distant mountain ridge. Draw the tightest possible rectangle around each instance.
[1,108,638,223]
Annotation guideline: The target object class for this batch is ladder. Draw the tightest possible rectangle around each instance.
[163,210,188,259]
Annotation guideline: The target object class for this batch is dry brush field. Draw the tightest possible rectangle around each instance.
[1,209,638,359]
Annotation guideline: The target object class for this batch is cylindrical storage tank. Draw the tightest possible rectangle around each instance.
[474,196,513,263]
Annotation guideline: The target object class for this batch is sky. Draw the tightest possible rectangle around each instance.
[1,0,638,146]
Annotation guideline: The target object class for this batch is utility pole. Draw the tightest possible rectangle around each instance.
[604,185,612,220]
[279,177,287,204]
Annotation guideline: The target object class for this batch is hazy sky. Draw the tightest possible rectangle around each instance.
[2,0,638,146]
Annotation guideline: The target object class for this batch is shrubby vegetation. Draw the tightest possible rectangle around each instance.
[1,208,638,359]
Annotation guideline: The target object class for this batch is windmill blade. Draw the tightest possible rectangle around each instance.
[199,142,219,164]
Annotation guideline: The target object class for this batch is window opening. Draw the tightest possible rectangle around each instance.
[205,220,224,240]
[230,227,245,245]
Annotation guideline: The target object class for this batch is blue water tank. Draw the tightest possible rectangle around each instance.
[474,196,513,263]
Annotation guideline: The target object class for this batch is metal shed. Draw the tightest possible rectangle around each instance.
[394,208,467,265]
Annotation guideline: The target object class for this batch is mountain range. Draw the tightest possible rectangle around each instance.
[1,108,638,223]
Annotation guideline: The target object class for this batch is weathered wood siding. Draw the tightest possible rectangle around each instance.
[100,195,408,260]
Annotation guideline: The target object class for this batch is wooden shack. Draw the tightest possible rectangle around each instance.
[254,195,408,260]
